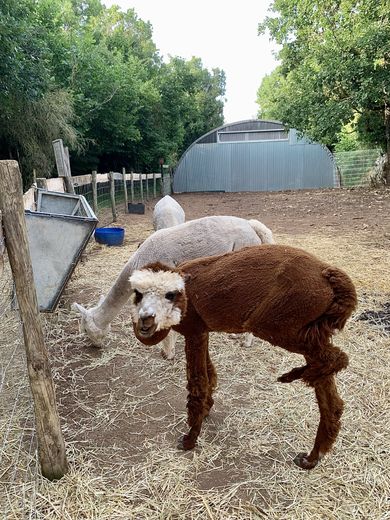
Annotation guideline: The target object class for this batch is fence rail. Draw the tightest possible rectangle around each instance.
[23,171,164,225]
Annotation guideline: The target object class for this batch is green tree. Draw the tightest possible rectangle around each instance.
[0,0,79,185]
[258,0,390,177]
[256,67,286,120]
[1,0,226,182]
[159,57,226,163]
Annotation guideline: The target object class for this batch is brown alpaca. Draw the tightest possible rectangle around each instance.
[129,245,357,470]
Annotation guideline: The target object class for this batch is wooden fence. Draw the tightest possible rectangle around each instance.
[24,171,163,222]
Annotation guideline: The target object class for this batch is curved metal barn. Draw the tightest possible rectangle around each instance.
[173,120,338,193]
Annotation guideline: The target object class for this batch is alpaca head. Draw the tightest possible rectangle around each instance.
[129,262,187,345]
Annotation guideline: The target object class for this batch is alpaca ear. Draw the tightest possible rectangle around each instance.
[72,302,87,317]
[183,273,191,283]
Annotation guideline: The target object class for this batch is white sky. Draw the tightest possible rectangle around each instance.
[103,0,280,123]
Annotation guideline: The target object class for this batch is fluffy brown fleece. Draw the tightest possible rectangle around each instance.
[132,245,357,470]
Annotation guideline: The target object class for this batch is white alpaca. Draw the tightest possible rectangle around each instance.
[153,195,185,231]
[151,195,185,358]
[73,215,275,358]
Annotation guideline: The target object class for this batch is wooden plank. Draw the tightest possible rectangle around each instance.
[0,160,68,480]
[71,174,93,187]
[71,172,160,185]
[96,173,109,183]
[52,140,74,194]
[52,139,68,177]
[23,188,36,210]
[46,178,65,193]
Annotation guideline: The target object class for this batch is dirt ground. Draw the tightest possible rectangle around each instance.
[173,188,390,238]
[3,186,390,519]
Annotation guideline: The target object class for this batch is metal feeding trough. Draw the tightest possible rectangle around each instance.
[25,189,98,312]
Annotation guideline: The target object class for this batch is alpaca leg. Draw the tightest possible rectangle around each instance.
[284,345,348,386]
[178,331,209,450]
[240,332,253,348]
[294,375,344,470]
[160,330,178,360]
[204,348,217,417]
[278,364,307,383]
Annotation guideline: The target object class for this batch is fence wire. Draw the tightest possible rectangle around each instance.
[334,149,382,187]
[0,251,39,518]
[74,177,163,227]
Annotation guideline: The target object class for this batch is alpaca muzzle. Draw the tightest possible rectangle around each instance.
[132,318,170,346]
[137,316,157,338]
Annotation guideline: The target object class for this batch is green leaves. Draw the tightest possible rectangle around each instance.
[0,0,226,182]
[257,0,390,152]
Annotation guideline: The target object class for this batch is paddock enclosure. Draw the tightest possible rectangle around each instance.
[1,187,389,519]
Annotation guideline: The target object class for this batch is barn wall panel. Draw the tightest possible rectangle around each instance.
[173,122,337,193]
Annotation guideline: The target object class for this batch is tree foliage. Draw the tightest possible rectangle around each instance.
[0,0,226,185]
[257,0,390,160]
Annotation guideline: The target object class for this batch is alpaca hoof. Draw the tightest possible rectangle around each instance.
[177,435,196,451]
[278,372,298,383]
[293,452,318,470]
[161,349,175,361]
[277,366,306,383]
[277,373,292,383]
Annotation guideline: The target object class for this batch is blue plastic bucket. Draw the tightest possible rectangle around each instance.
[94,227,125,246]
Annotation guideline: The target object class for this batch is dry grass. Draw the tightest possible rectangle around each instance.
[1,201,389,519]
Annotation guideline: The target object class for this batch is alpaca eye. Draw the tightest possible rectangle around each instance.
[165,291,177,302]
[134,289,143,303]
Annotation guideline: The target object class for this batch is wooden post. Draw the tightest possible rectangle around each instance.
[153,172,157,198]
[130,170,134,203]
[140,173,144,203]
[63,176,75,195]
[0,160,68,480]
[0,211,4,277]
[108,171,117,222]
[145,173,150,200]
[92,170,98,214]
[122,167,128,213]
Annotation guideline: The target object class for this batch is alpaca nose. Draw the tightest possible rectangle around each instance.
[139,306,156,319]
[140,316,155,331]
